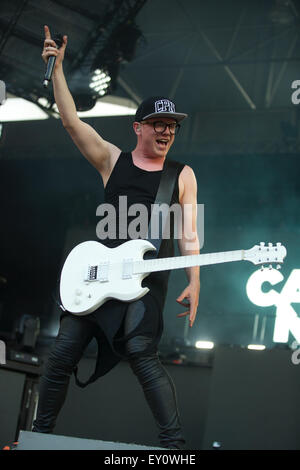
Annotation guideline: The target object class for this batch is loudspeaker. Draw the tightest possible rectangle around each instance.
[16,431,163,450]
[0,369,40,450]
[0,369,25,449]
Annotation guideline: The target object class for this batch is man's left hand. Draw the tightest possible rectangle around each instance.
[176,281,200,328]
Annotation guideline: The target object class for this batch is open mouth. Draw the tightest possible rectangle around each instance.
[156,139,168,149]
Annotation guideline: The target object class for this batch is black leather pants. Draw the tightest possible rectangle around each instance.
[32,304,185,449]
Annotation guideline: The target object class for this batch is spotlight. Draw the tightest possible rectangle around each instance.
[247,344,266,350]
[195,341,215,350]
[89,69,112,97]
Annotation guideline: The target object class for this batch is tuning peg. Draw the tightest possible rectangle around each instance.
[260,242,265,246]
[260,265,265,271]
[268,243,273,247]
[268,264,273,270]
[276,242,281,246]
[276,264,281,270]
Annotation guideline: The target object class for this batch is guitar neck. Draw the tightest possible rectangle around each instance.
[133,249,245,275]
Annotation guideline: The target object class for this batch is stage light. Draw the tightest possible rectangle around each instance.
[247,344,266,351]
[52,96,137,118]
[89,69,112,97]
[1,95,136,120]
[77,99,136,118]
[0,96,49,122]
[195,341,214,350]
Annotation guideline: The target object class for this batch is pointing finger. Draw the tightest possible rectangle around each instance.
[44,24,51,40]
[189,305,198,327]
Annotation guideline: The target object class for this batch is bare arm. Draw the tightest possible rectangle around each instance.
[176,165,200,327]
[42,25,120,180]
[178,166,200,281]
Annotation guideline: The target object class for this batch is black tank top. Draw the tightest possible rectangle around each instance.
[100,151,184,311]
[73,152,185,386]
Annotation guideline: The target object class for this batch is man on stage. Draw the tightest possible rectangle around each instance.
[33,25,200,449]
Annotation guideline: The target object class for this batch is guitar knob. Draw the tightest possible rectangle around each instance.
[75,289,82,296]
[74,298,81,305]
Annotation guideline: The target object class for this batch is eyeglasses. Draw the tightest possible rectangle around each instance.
[140,120,180,135]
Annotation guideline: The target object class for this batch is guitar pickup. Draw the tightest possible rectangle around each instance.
[85,262,109,282]
[122,258,133,279]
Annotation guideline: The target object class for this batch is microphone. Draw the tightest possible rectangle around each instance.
[43,34,64,88]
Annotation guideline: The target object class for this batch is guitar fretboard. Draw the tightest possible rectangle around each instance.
[133,250,244,274]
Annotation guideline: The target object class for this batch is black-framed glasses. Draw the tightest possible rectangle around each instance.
[141,120,181,135]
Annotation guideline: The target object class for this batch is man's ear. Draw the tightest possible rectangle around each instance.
[133,122,141,135]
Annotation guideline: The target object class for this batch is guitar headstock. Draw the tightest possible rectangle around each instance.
[244,242,287,267]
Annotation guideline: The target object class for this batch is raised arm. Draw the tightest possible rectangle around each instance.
[41,25,120,183]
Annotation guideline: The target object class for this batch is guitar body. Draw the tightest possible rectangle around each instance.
[60,239,156,316]
[59,239,286,317]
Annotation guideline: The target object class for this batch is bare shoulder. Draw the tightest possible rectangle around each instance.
[180,164,197,183]
[178,165,197,202]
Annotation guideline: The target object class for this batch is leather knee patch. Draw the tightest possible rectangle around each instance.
[124,300,146,335]
[126,335,153,356]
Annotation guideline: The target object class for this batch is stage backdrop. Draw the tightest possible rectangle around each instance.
[0,116,299,352]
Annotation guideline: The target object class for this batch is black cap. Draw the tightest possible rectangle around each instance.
[135,96,188,123]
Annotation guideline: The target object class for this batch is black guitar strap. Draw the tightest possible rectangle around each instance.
[145,158,184,258]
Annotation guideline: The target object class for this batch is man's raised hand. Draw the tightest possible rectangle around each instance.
[41,25,67,69]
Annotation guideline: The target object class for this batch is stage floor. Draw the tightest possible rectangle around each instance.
[16,430,163,450]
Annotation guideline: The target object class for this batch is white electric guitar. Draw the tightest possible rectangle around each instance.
[59,239,287,316]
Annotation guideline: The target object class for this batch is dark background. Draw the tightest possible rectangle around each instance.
[0,115,299,348]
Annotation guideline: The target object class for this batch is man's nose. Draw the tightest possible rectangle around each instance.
[162,124,171,135]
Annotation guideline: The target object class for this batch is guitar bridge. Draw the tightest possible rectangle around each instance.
[85,262,109,282]
[87,265,98,281]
